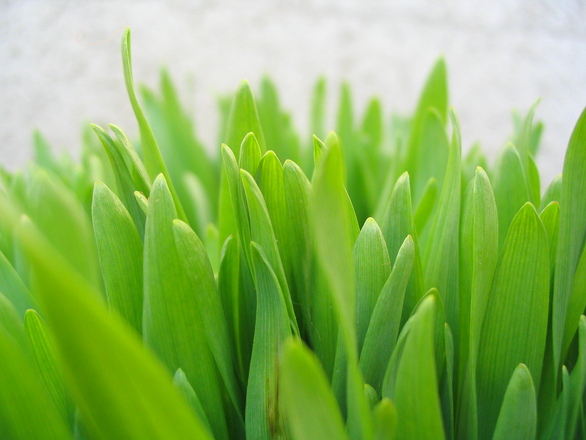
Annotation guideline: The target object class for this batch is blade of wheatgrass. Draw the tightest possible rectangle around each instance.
[92,182,143,334]
[172,219,244,420]
[256,150,294,291]
[0,201,214,439]
[217,234,246,384]
[456,167,498,440]
[239,132,262,175]
[476,203,549,440]
[24,309,71,425]
[359,235,415,392]
[279,338,349,440]
[372,398,397,440]
[173,368,213,435]
[143,174,229,440]
[0,250,34,317]
[403,58,448,185]
[554,107,586,368]
[380,172,424,324]
[90,124,149,238]
[491,364,537,440]
[311,142,371,440]
[246,242,292,440]
[563,238,586,361]
[121,28,187,222]
[442,323,455,440]
[0,323,71,440]
[541,174,562,208]
[240,168,299,334]
[393,294,446,440]
[565,316,586,439]
[413,177,438,234]
[26,168,100,289]
[539,201,560,276]
[354,217,391,354]
[423,109,462,345]
[283,159,313,331]
[0,292,27,354]
[412,108,449,202]
[492,143,530,250]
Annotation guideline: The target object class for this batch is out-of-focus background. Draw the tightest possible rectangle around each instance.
[1,0,585,186]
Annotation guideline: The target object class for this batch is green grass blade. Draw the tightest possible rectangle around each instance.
[143,174,229,440]
[246,242,292,440]
[121,29,187,222]
[413,177,438,234]
[172,219,244,420]
[423,109,462,343]
[0,250,34,316]
[92,182,143,333]
[492,144,530,249]
[0,324,71,440]
[239,132,262,174]
[553,107,586,368]
[354,217,391,353]
[476,203,549,439]
[24,309,71,425]
[280,338,349,440]
[539,201,560,276]
[360,235,415,392]
[173,368,213,435]
[380,172,425,324]
[224,80,266,157]
[8,214,213,439]
[541,174,562,208]
[240,168,299,334]
[393,294,446,440]
[492,364,537,440]
[372,398,397,440]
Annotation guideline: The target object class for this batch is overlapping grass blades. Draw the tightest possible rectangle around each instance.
[0,28,585,439]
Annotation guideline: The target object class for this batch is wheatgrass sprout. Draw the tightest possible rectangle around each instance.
[0,28,585,440]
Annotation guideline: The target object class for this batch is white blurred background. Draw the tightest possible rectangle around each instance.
[1,0,585,186]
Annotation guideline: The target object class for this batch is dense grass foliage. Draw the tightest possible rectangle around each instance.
[0,28,585,439]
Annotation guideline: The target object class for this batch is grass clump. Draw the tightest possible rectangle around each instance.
[0,28,585,440]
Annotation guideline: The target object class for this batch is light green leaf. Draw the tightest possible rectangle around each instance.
[423,109,462,342]
[92,182,143,333]
[173,368,213,435]
[360,235,415,392]
[354,217,391,353]
[121,29,187,222]
[224,80,266,157]
[372,398,398,440]
[172,219,244,420]
[0,324,71,440]
[554,107,586,368]
[11,215,213,439]
[492,364,537,440]
[246,242,292,440]
[280,338,349,440]
[476,203,549,440]
[393,294,445,440]
[380,172,425,324]
[143,174,229,440]
[24,309,71,425]
[0,250,33,317]
[492,144,530,249]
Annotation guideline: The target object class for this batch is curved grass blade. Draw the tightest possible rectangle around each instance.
[476,203,549,440]
[280,338,349,440]
[24,309,71,425]
[372,398,397,440]
[6,214,213,439]
[92,182,143,333]
[554,107,586,368]
[246,242,292,440]
[0,249,34,317]
[173,368,213,435]
[0,324,71,440]
[360,235,415,392]
[423,109,462,342]
[121,29,187,222]
[143,174,229,440]
[393,294,445,440]
[172,219,244,419]
[354,217,391,353]
[492,364,537,440]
